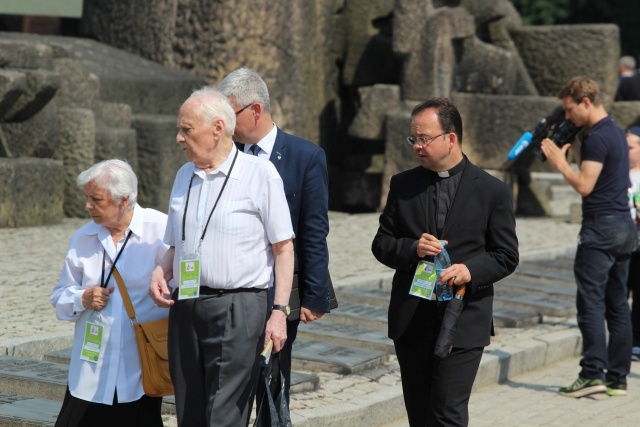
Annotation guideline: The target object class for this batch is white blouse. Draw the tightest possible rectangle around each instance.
[50,205,169,405]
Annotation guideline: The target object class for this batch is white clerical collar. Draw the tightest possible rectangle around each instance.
[437,171,450,178]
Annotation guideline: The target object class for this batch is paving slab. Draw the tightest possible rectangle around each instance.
[498,276,577,300]
[292,340,389,375]
[297,321,395,354]
[337,288,542,329]
[0,393,58,426]
[0,357,67,401]
[322,300,388,331]
[494,290,576,317]
[512,265,575,283]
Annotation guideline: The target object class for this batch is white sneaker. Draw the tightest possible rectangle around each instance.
[632,346,640,362]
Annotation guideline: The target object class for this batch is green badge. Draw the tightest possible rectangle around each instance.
[409,261,437,300]
[179,255,201,300]
[80,321,103,363]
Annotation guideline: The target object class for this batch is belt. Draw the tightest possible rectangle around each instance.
[199,286,266,296]
[583,214,628,221]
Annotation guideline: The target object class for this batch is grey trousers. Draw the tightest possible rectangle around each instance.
[168,288,268,427]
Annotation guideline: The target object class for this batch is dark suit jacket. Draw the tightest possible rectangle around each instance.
[371,159,519,347]
[240,128,331,313]
[615,73,640,101]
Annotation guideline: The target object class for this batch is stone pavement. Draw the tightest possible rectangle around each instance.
[1,211,615,427]
[466,355,640,427]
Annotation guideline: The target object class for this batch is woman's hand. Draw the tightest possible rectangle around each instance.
[82,286,114,310]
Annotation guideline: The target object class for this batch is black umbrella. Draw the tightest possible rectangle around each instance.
[434,281,466,359]
[254,341,293,427]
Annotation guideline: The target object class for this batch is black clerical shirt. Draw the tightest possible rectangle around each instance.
[430,157,467,236]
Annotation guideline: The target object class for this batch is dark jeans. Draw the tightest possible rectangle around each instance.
[627,251,640,347]
[574,214,635,383]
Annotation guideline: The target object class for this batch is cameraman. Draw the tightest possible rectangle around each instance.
[541,76,635,398]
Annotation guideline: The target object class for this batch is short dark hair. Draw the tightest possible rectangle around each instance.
[411,97,463,144]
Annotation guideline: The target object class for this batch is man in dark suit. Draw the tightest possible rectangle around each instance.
[372,98,519,426]
[217,68,331,402]
[615,56,640,101]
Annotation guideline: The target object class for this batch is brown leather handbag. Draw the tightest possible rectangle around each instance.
[113,268,174,397]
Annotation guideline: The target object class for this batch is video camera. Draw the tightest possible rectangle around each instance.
[507,107,582,162]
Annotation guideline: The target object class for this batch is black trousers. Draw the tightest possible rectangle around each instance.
[394,299,483,427]
[55,387,162,427]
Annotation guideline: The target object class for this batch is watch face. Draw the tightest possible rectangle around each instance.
[274,305,290,315]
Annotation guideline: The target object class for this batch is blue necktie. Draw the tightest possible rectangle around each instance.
[249,144,260,156]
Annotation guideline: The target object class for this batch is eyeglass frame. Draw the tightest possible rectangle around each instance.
[234,103,254,116]
[406,132,448,147]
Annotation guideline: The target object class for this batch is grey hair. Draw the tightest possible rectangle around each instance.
[77,159,138,209]
[186,87,236,137]
[620,55,636,71]
[216,67,271,113]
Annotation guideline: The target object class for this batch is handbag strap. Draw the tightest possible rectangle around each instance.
[112,267,138,323]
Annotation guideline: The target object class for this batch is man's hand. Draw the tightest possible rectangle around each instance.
[149,265,174,307]
[438,263,471,287]
[82,286,114,310]
[149,247,175,307]
[417,233,444,258]
[300,307,324,324]
[540,138,571,171]
[265,310,287,353]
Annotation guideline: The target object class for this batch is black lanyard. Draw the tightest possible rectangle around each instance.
[101,229,133,288]
[181,149,239,250]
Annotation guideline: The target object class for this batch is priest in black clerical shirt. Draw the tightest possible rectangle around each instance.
[372,98,519,427]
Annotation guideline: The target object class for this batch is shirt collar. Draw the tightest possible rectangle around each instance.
[436,156,466,178]
[194,147,239,180]
[247,123,277,157]
[81,204,142,238]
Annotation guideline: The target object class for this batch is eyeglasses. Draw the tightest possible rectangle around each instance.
[406,133,447,147]
[234,103,253,116]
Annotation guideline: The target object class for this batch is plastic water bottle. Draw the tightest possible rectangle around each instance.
[434,241,453,301]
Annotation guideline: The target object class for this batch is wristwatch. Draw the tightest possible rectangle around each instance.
[272,304,291,316]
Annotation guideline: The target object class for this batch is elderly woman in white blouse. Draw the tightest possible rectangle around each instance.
[50,159,168,427]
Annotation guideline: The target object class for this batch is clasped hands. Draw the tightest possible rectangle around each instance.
[82,286,114,311]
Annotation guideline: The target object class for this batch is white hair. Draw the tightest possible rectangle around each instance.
[186,87,236,137]
[76,159,138,209]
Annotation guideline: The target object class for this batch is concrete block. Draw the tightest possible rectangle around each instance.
[496,340,547,379]
[53,108,96,218]
[511,24,620,98]
[0,158,64,228]
[94,128,138,169]
[474,351,502,389]
[349,85,401,140]
[0,39,55,69]
[132,114,184,212]
[1,101,59,158]
[535,328,582,364]
[52,58,99,109]
[94,102,132,129]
